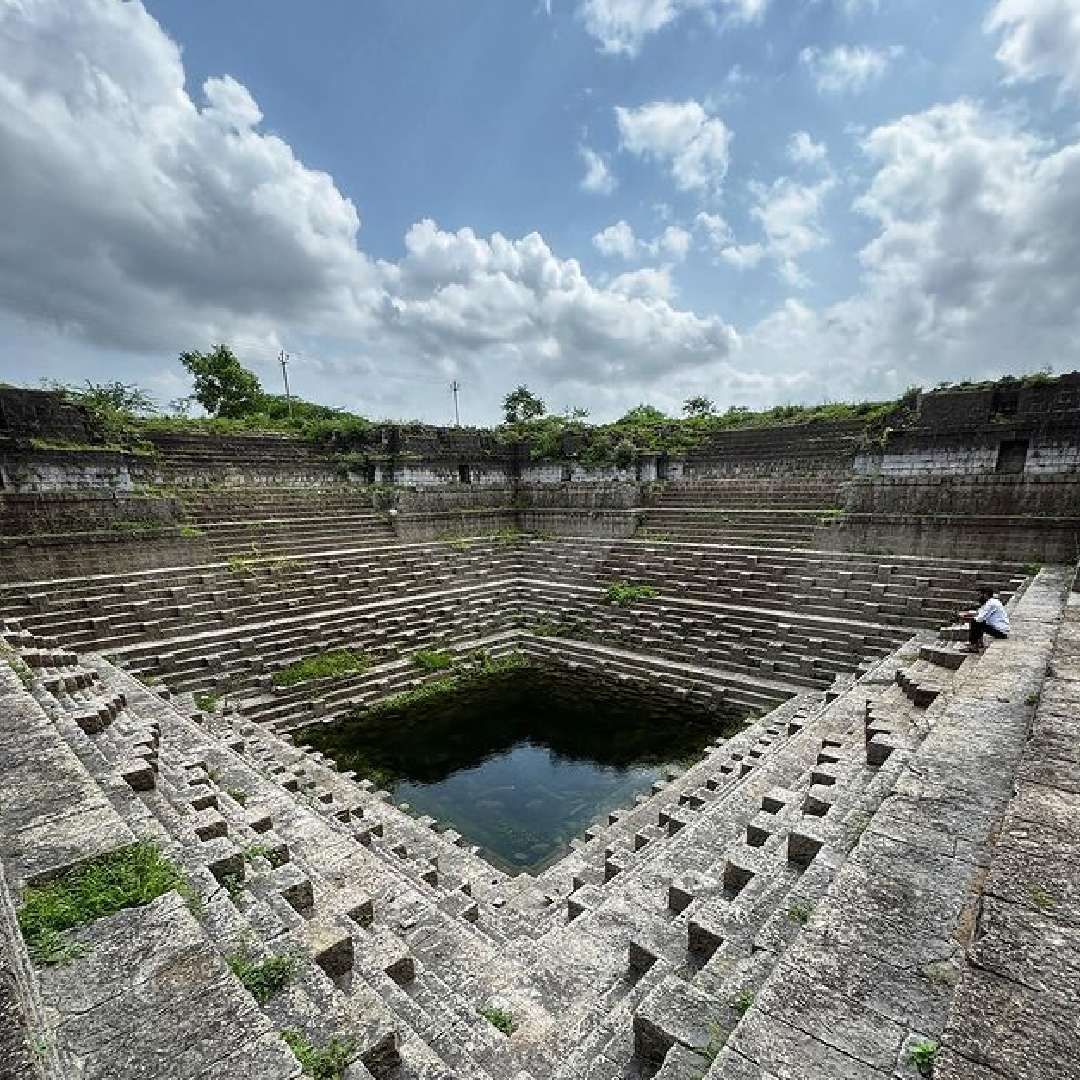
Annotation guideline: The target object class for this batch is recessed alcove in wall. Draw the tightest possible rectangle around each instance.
[299,662,750,874]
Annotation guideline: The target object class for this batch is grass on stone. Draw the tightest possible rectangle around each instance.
[178,525,205,539]
[272,650,372,688]
[227,948,297,1004]
[731,990,754,1016]
[787,902,812,926]
[909,1039,938,1075]
[280,1030,355,1080]
[480,1006,515,1036]
[604,580,660,607]
[412,649,455,672]
[18,843,185,965]
[194,692,220,713]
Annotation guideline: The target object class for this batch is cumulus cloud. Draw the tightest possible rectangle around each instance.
[578,0,768,57]
[744,99,1080,399]
[787,131,829,168]
[593,221,693,261]
[695,171,833,285]
[616,99,732,194]
[801,44,904,94]
[593,220,640,258]
[986,0,1080,98]
[0,0,746,419]
[750,176,836,285]
[579,145,617,194]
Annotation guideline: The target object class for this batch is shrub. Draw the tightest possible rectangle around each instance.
[605,581,659,607]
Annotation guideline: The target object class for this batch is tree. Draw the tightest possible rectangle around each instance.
[179,345,264,418]
[682,396,715,418]
[617,404,667,426]
[503,385,546,425]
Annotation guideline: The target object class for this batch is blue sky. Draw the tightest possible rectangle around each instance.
[0,0,1078,423]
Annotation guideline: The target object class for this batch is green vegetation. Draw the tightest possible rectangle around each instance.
[18,843,185,965]
[194,693,220,713]
[181,345,265,419]
[413,649,455,671]
[179,525,206,539]
[1022,562,1043,577]
[1029,884,1057,910]
[3,648,34,690]
[480,1006,516,1036]
[280,1030,355,1080]
[227,788,249,806]
[227,948,297,1004]
[243,843,287,868]
[503,385,546,424]
[697,1022,725,1065]
[605,581,660,607]
[272,650,373,687]
[365,651,528,719]
[731,990,754,1016]
[909,1039,938,1075]
[227,549,299,576]
[787,902,812,926]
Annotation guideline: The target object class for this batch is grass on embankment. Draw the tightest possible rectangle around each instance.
[17,842,186,965]
[271,650,372,687]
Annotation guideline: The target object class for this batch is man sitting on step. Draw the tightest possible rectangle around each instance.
[960,586,1010,652]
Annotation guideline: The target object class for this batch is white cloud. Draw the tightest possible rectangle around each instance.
[578,0,768,56]
[655,224,692,259]
[616,99,732,193]
[593,220,640,258]
[750,176,836,285]
[694,211,733,248]
[0,0,744,421]
[593,221,693,261]
[579,145,617,194]
[787,131,829,167]
[986,0,1080,98]
[696,173,833,284]
[719,243,766,269]
[743,99,1080,400]
[609,266,675,300]
[801,44,904,94]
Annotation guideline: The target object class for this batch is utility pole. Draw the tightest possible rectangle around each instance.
[450,379,461,427]
[279,348,292,418]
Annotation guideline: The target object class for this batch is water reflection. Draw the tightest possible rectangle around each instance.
[300,669,744,874]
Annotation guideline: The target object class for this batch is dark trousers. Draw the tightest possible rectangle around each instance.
[969,619,1008,648]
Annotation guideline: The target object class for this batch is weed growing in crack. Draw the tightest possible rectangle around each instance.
[281,1030,355,1080]
[227,948,297,1004]
[480,1006,515,1036]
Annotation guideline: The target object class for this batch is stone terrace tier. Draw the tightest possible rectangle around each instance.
[1,564,1068,1079]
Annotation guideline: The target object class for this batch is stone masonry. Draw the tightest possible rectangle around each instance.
[0,399,1077,1079]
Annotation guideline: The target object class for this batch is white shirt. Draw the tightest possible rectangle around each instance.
[975,597,1010,635]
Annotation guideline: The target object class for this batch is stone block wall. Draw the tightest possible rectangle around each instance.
[0,491,181,535]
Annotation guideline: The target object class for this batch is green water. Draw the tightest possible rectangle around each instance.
[301,669,743,874]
